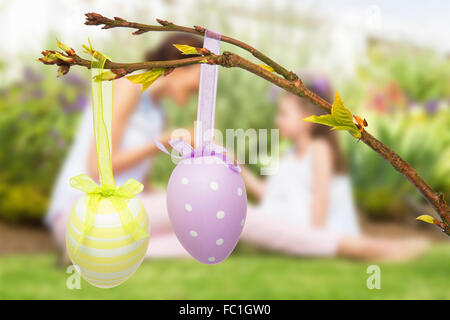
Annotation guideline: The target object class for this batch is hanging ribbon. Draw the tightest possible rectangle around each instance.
[154,29,240,172]
[70,48,148,253]
[195,29,221,151]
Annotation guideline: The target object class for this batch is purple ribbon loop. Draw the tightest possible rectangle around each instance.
[154,29,241,173]
[195,29,221,152]
[154,138,241,173]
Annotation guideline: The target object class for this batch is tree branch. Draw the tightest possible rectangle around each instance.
[84,13,298,81]
[37,13,449,235]
[73,54,207,73]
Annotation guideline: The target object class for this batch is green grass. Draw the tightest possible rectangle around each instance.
[0,244,449,299]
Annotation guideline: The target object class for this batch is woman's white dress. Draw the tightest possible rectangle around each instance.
[45,93,165,225]
[259,147,360,236]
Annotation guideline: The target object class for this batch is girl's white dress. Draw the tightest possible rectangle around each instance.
[45,94,165,225]
[259,147,360,236]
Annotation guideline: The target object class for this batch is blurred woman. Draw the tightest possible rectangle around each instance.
[45,34,203,263]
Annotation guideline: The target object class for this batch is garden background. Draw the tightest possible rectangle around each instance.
[0,0,449,299]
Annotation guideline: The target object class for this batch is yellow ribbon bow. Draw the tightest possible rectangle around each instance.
[70,45,148,253]
[70,174,148,252]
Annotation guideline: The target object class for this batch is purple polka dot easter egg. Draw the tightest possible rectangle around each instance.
[166,155,247,264]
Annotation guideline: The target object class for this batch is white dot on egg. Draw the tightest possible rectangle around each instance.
[237,187,243,196]
[216,210,225,219]
[241,219,245,227]
[185,203,192,212]
[209,181,219,191]
[181,177,189,185]
[216,238,224,246]
[190,230,198,237]
[208,257,216,262]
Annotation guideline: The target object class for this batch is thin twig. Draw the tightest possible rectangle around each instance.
[84,12,298,81]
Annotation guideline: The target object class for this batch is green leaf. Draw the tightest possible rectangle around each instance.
[258,65,275,72]
[331,91,354,127]
[304,114,339,127]
[53,52,74,63]
[332,126,361,139]
[416,215,436,224]
[56,39,74,55]
[173,44,200,55]
[303,90,362,139]
[126,68,165,92]
[348,127,362,139]
[93,70,116,82]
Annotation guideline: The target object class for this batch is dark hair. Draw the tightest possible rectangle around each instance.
[297,74,347,173]
[144,33,203,62]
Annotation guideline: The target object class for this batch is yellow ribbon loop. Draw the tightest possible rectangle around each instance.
[70,174,99,193]
[116,179,145,198]
[69,44,148,254]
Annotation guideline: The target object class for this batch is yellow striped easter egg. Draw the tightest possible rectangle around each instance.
[66,195,150,288]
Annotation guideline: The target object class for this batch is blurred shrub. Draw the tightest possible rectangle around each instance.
[0,68,87,223]
[361,42,450,102]
[344,108,450,218]
[344,45,450,218]
[0,180,48,223]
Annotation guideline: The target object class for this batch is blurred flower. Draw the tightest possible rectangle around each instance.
[408,103,427,120]
[49,129,66,148]
[385,82,407,107]
[75,95,88,110]
[366,82,408,114]
[60,93,88,113]
[23,67,43,83]
[368,91,389,113]
[63,74,87,89]
[425,100,438,114]
[32,89,44,99]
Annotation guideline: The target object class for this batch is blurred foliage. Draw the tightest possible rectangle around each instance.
[343,44,450,218]
[359,41,450,102]
[345,108,450,218]
[0,68,87,223]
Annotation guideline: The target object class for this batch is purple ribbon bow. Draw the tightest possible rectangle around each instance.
[154,29,240,173]
[153,138,241,173]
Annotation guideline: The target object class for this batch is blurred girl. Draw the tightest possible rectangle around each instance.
[239,75,428,260]
[255,76,360,236]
